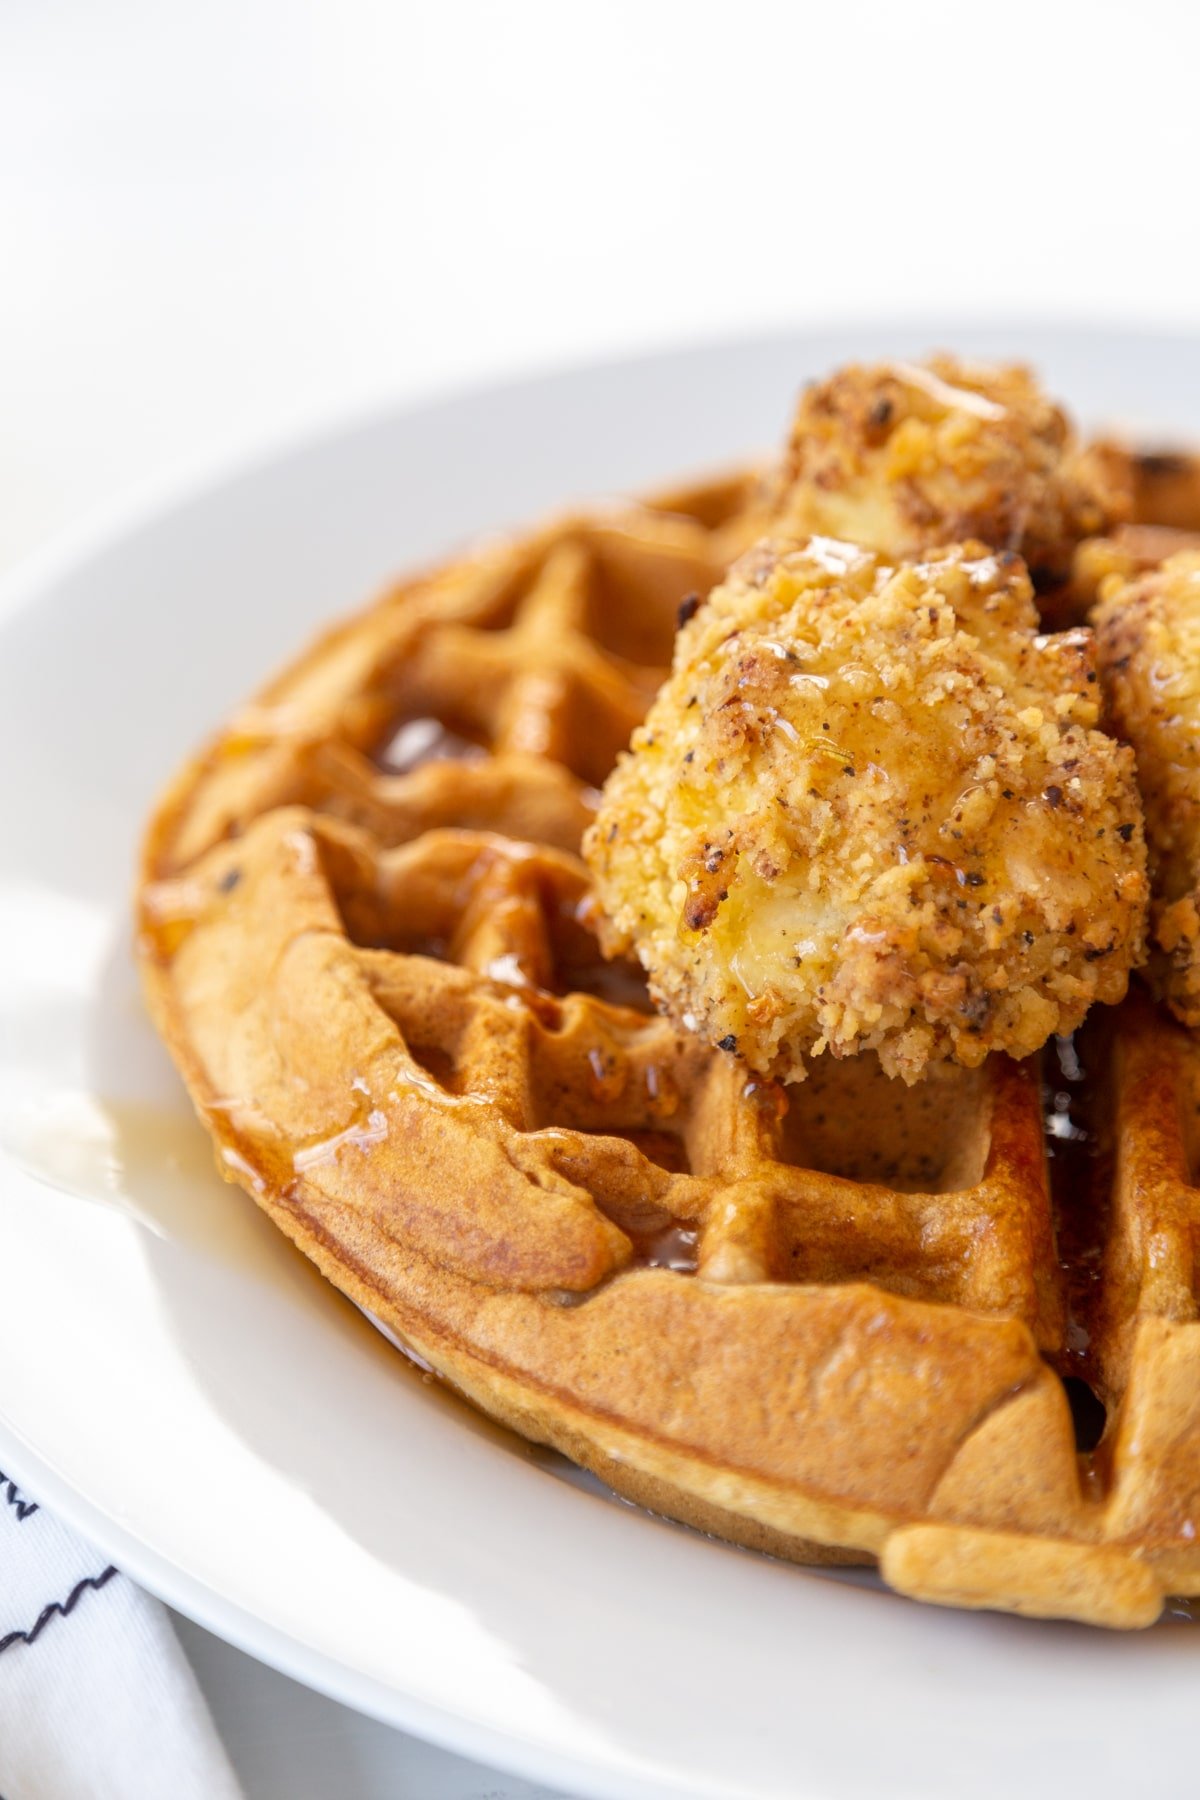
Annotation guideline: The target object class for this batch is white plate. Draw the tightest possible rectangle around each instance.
[1,327,1198,1800]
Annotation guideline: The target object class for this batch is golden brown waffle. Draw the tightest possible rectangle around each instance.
[139,466,1200,1629]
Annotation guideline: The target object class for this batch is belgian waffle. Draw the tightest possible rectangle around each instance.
[138,465,1200,1629]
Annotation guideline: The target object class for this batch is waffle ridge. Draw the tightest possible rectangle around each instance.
[139,466,1200,1628]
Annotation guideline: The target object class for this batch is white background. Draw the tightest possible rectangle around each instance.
[3,1,1199,1793]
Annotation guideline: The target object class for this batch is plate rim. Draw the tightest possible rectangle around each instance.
[2,311,1194,634]
[0,1426,679,1800]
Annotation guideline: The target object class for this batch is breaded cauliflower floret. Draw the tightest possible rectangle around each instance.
[1093,550,1200,1026]
[585,536,1148,1084]
[1089,442,1200,533]
[776,355,1124,588]
[1071,524,1200,615]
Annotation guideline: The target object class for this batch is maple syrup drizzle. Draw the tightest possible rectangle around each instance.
[374,716,487,774]
[553,900,655,1012]
[625,1215,700,1273]
[292,1080,388,1175]
[1042,1028,1112,1452]
[585,1178,699,1273]
[1043,1032,1109,1379]
[563,954,656,1013]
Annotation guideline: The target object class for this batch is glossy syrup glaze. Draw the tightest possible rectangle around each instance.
[1041,1025,1114,1456]
[374,716,487,774]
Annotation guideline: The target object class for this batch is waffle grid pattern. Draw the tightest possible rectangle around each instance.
[139,468,1200,1627]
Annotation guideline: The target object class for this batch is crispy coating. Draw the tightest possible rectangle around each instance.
[585,537,1148,1083]
[1049,446,1200,629]
[1093,551,1200,1025]
[1071,525,1200,616]
[775,356,1124,588]
[1089,442,1200,533]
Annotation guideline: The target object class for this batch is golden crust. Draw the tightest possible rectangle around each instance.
[586,537,1148,1083]
[1093,550,1200,1025]
[775,355,1125,586]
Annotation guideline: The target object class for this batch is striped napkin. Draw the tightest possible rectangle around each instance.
[0,1470,242,1800]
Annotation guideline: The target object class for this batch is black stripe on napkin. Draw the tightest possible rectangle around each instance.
[0,1566,119,1657]
[0,1474,37,1522]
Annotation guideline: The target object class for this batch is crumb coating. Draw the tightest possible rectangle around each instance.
[1093,550,1200,1026]
[586,537,1148,1083]
[776,355,1124,587]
